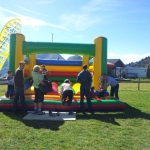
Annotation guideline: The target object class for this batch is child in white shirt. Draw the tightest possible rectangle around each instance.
[60,79,73,115]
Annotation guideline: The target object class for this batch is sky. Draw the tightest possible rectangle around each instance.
[0,0,150,64]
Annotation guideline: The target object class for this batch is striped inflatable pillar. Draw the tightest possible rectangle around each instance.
[93,37,107,91]
[24,62,30,77]
[9,34,25,74]
[29,54,36,77]
[82,56,89,67]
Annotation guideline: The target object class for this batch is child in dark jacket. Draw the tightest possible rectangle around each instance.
[41,64,49,80]
[5,70,15,98]
[90,86,100,99]
[90,86,96,98]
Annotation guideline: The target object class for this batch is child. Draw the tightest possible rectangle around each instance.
[90,86,100,99]
[5,70,14,98]
[98,83,105,98]
[60,79,73,115]
[90,83,109,99]
[97,81,109,98]
[41,64,50,80]
[90,86,95,98]
[41,65,53,94]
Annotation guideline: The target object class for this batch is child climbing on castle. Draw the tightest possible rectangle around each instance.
[90,77,109,99]
[59,79,74,115]
[98,76,109,98]
[5,70,15,98]
[90,86,99,99]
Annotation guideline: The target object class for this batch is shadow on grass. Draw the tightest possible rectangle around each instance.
[2,103,150,127]
[76,103,150,126]
[2,111,64,131]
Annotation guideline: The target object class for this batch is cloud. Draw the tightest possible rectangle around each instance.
[59,0,121,31]
[0,10,18,27]
[108,52,150,64]
[60,13,101,31]
[57,52,150,65]
[21,16,69,31]
[0,11,10,25]
[0,7,69,31]
[82,0,122,12]
[37,0,55,4]
[62,52,150,65]
[82,0,150,24]
[10,3,48,17]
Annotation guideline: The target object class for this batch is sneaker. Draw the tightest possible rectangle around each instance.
[68,111,73,115]
[32,109,38,114]
[13,110,19,113]
[49,113,56,117]
[56,112,60,116]
[37,111,45,115]
[90,111,95,115]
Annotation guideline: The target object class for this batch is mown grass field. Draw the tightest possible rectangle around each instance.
[0,83,150,150]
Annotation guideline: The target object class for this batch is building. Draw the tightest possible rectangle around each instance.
[107,59,125,77]
[126,67,147,78]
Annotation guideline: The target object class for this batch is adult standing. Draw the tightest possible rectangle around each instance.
[32,65,45,115]
[101,74,119,100]
[76,64,92,112]
[13,61,26,112]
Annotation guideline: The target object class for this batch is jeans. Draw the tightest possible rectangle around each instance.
[34,88,44,103]
[62,90,73,106]
[110,84,119,99]
[80,87,92,111]
[13,88,26,111]
[6,85,14,97]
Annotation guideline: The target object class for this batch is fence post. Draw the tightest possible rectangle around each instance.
[138,78,140,90]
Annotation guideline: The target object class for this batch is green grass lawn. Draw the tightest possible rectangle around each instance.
[0,84,150,150]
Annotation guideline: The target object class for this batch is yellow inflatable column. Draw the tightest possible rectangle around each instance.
[29,54,36,77]
[93,37,107,91]
[82,56,93,85]
[93,38,102,90]
[82,56,89,67]
[15,34,25,69]
[24,62,30,78]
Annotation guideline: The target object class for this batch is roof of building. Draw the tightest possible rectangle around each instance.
[107,59,125,67]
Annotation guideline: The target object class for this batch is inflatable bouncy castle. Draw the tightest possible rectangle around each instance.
[0,33,125,111]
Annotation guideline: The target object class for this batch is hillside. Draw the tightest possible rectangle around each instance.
[126,56,150,68]
[115,56,150,78]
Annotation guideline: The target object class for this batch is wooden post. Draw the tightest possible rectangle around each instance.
[138,78,140,90]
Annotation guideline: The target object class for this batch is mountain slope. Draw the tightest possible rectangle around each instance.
[126,56,150,68]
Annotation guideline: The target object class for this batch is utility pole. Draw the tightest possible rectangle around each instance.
[52,34,53,42]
